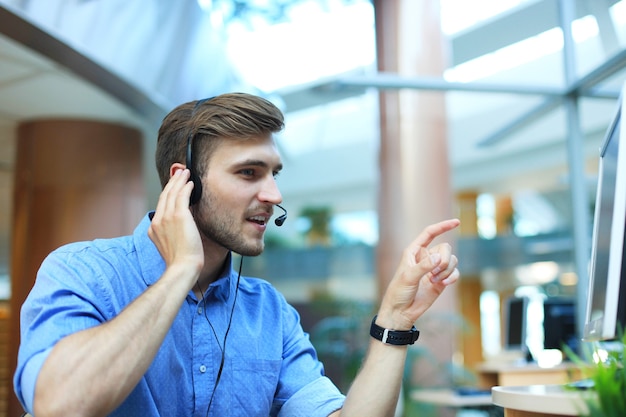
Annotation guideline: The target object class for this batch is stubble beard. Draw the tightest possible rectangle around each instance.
[194,190,265,257]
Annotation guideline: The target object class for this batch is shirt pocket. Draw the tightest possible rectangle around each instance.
[228,357,282,416]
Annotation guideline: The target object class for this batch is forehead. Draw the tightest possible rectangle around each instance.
[209,135,283,169]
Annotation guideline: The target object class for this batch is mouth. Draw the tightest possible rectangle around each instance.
[247,214,270,227]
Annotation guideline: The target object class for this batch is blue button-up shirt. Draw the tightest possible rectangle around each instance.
[15,213,345,416]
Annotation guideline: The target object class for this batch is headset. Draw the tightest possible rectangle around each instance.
[185,97,212,205]
[185,98,287,225]
[185,131,204,205]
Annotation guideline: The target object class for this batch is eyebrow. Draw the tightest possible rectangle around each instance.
[235,159,283,172]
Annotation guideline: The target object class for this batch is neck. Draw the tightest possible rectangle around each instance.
[194,252,244,302]
[196,236,231,290]
[194,255,229,296]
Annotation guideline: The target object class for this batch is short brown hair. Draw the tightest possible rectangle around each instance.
[155,92,285,188]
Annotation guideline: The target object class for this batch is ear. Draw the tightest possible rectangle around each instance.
[169,163,187,178]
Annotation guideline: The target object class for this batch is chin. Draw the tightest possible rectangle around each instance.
[237,242,265,257]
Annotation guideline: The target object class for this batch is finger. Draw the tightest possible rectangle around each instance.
[163,169,190,210]
[173,170,195,212]
[441,266,460,286]
[409,219,460,254]
[416,246,443,276]
[429,243,452,275]
[431,254,458,283]
[152,178,175,223]
[152,169,189,224]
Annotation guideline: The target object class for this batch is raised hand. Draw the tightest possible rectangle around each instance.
[378,219,460,330]
[148,169,204,277]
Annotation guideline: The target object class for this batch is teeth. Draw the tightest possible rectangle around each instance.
[250,216,267,224]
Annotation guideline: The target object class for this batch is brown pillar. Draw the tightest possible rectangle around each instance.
[375,0,459,388]
[494,194,516,355]
[8,119,145,415]
[495,195,514,235]
[456,192,484,370]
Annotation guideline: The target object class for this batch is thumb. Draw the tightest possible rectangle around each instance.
[417,246,441,272]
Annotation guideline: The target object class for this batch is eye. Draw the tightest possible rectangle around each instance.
[240,168,256,177]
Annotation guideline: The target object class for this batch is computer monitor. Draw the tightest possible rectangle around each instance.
[543,297,578,353]
[504,296,529,353]
[583,84,626,342]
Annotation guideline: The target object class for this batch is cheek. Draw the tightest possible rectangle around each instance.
[202,187,243,216]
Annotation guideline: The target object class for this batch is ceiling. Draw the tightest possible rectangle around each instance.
[0,32,147,130]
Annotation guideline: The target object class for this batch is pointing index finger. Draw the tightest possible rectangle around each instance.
[411,218,460,251]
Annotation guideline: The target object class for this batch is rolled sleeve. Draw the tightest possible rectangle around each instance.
[278,376,345,417]
[15,347,52,413]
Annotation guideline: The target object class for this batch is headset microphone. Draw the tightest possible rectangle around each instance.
[275,204,288,226]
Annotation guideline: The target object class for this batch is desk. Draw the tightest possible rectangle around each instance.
[492,384,592,417]
[411,388,502,416]
[476,362,583,388]
[411,388,492,408]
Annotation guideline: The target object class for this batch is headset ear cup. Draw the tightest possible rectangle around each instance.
[189,172,202,205]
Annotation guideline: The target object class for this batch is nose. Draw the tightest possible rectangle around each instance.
[258,176,282,205]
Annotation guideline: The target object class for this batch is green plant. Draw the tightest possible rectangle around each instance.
[299,206,333,246]
[565,330,626,417]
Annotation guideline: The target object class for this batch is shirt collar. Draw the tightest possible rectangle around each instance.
[135,212,164,287]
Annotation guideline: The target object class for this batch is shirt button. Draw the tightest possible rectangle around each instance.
[199,365,207,373]
[197,307,202,314]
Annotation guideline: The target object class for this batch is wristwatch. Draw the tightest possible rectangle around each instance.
[369,315,420,345]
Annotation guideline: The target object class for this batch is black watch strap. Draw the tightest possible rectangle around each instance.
[369,315,420,345]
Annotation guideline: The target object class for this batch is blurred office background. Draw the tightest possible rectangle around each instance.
[1,0,625,415]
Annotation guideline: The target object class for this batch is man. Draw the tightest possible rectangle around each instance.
[14,92,460,417]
